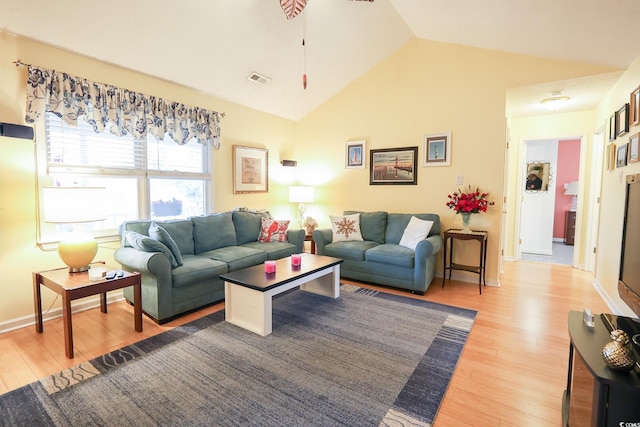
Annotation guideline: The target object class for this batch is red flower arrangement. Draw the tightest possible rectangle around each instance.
[446,186,495,214]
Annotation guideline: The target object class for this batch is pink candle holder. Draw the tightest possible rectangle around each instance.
[291,254,302,267]
[264,260,276,274]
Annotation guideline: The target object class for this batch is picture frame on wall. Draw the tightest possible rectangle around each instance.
[617,103,630,137]
[345,140,366,169]
[422,132,451,167]
[630,87,640,127]
[629,133,639,164]
[232,145,269,194]
[609,113,617,142]
[369,146,418,185]
[607,144,616,170]
[617,143,628,168]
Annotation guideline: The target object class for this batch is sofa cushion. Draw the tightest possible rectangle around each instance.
[158,220,195,255]
[241,241,298,260]
[192,212,238,253]
[171,255,228,289]
[233,210,270,244]
[330,213,364,242]
[344,211,387,243]
[149,222,184,266]
[365,243,415,268]
[258,218,289,242]
[323,241,378,261]
[399,216,434,250]
[386,213,440,244]
[199,246,267,271]
[125,230,179,268]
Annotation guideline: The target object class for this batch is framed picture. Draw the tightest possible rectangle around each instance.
[607,144,616,171]
[617,103,630,137]
[630,87,640,127]
[617,143,628,168]
[609,113,617,141]
[422,132,451,167]
[232,145,268,194]
[369,146,418,185]
[629,133,639,164]
[345,140,366,169]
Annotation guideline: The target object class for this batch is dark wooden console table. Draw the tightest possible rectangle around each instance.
[442,229,488,294]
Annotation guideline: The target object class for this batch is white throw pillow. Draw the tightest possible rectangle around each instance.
[330,213,364,242]
[399,216,434,250]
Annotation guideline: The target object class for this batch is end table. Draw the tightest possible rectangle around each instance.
[442,229,488,294]
[33,265,142,358]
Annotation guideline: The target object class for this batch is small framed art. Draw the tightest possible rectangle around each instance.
[617,143,628,168]
[607,144,616,171]
[232,145,269,194]
[609,113,617,142]
[345,140,366,169]
[630,87,640,127]
[629,133,639,164]
[617,103,630,138]
[370,146,418,185]
[422,132,451,167]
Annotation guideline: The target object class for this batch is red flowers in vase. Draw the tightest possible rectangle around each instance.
[446,186,495,213]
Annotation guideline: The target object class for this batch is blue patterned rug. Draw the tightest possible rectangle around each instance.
[0,286,476,426]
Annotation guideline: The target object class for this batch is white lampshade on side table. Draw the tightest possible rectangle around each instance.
[43,187,106,273]
[289,186,314,229]
[564,181,579,211]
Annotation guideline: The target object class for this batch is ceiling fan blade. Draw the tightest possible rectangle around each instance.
[280,0,308,20]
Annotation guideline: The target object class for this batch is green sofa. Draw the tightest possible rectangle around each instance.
[312,211,442,294]
[114,210,305,323]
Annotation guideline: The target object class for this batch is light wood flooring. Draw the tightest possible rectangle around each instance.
[0,261,610,426]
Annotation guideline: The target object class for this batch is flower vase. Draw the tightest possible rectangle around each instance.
[460,212,473,233]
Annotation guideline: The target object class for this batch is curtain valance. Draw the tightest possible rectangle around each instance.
[24,65,221,147]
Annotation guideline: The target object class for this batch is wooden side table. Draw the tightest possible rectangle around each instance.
[304,233,316,254]
[33,265,142,358]
[442,229,488,294]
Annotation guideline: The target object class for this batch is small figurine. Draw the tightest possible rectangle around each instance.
[602,329,636,371]
[303,216,318,235]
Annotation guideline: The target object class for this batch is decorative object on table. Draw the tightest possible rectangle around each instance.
[291,253,302,267]
[445,185,494,233]
[289,185,314,228]
[422,132,451,167]
[43,186,106,273]
[602,329,636,371]
[303,216,318,234]
[369,146,418,185]
[232,145,268,194]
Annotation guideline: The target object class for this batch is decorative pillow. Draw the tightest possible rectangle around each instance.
[398,216,434,250]
[149,222,184,266]
[330,213,364,242]
[258,218,290,243]
[125,230,179,268]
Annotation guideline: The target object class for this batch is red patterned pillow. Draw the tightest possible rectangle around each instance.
[258,218,290,242]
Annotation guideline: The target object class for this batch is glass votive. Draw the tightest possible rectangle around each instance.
[264,260,276,274]
[89,267,106,281]
[291,254,302,267]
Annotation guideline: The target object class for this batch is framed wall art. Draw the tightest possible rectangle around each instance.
[629,133,639,164]
[422,132,451,167]
[617,103,630,137]
[607,143,616,171]
[232,145,268,194]
[369,146,418,185]
[617,143,628,168]
[345,140,366,169]
[630,86,640,127]
[609,113,617,142]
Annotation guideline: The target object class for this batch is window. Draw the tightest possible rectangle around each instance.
[38,113,210,243]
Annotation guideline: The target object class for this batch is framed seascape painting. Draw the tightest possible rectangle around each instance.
[232,145,268,194]
[346,140,366,169]
[617,143,628,168]
[629,133,639,164]
[370,146,418,185]
[422,132,451,167]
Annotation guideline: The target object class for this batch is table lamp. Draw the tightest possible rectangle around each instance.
[564,181,579,211]
[43,186,106,273]
[289,186,314,229]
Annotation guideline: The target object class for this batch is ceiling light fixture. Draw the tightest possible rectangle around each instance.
[541,91,570,111]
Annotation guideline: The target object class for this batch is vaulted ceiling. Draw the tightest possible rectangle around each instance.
[2,0,640,120]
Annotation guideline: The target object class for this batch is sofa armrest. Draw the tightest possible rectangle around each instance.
[114,247,172,276]
[415,234,443,259]
[312,229,333,255]
[413,234,444,293]
[286,229,306,253]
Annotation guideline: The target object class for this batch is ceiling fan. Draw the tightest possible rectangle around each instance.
[280,0,374,20]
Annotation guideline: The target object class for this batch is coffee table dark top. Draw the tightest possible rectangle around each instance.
[219,254,343,292]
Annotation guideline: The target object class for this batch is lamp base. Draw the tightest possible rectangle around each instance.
[58,234,98,274]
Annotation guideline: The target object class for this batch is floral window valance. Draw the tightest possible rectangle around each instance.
[24,65,221,148]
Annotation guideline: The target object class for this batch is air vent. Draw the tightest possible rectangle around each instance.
[247,72,270,85]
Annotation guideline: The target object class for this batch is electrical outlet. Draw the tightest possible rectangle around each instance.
[456,176,463,185]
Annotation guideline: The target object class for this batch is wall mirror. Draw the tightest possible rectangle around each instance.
[525,161,551,192]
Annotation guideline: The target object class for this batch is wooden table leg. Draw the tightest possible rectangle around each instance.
[61,292,74,358]
[100,292,108,313]
[133,281,142,332]
[33,273,44,333]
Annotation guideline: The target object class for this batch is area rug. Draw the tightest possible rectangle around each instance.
[0,285,476,427]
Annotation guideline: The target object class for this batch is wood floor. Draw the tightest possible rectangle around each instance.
[0,261,609,426]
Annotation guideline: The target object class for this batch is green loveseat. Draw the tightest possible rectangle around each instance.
[114,210,305,323]
[312,211,442,294]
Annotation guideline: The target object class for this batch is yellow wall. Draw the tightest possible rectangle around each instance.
[0,32,624,327]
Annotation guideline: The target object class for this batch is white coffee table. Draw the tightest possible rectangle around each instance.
[220,254,343,336]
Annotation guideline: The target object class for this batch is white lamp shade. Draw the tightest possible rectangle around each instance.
[289,186,314,203]
[564,181,579,196]
[43,187,106,223]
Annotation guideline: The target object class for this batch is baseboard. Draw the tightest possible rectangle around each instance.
[436,271,499,287]
[592,278,638,317]
[0,293,125,334]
